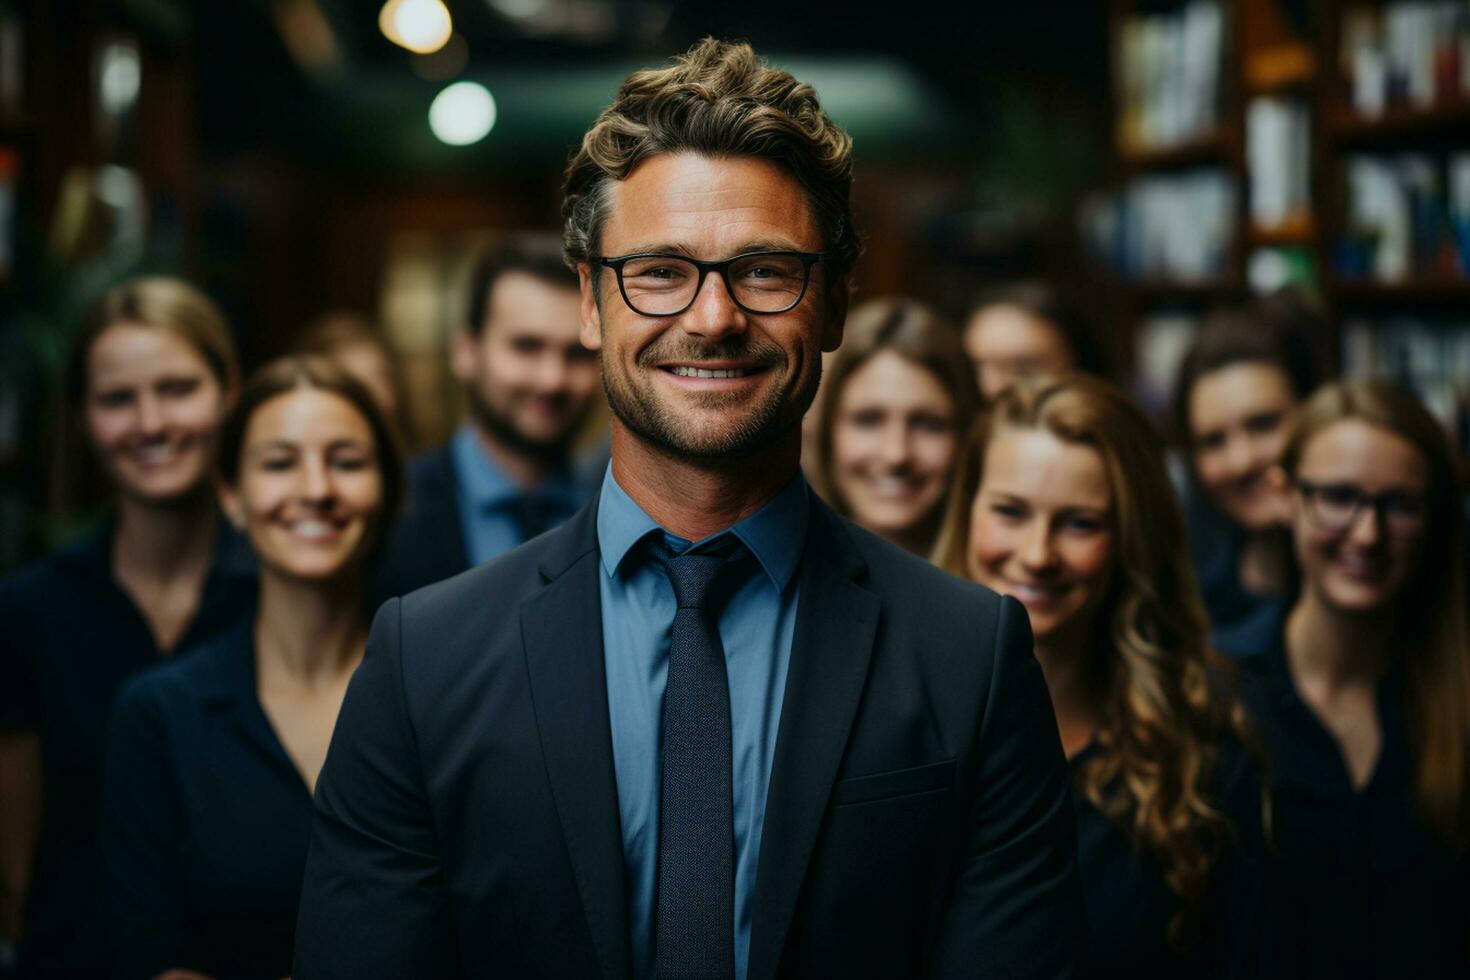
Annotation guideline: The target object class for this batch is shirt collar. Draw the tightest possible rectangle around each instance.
[451,423,579,511]
[596,465,809,593]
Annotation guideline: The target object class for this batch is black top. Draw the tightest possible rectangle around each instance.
[1070,732,1272,979]
[100,617,313,980]
[1239,611,1470,980]
[0,519,255,977]
[1184,495,1293,661]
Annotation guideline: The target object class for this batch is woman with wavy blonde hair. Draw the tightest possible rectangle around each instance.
[935,372,1270,977]
[1242,379,1469,979]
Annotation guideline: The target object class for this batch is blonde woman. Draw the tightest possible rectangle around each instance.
[812,297,979,556]
[935,373,1271,977]
[0,278,251,976]
[1245,379,1469,979]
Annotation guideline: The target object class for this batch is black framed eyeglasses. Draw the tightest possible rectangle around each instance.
[594,250,824,317]
[1296,480,1428,534]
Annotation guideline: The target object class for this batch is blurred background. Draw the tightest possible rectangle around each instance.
[0,0,1467,572]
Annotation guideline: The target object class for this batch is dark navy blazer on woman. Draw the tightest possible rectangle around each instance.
[295,493,1086,979]
[1071,734,1273,979]
[0,519,255,978]
[100,616,313,980]
[1240,612,1470,979]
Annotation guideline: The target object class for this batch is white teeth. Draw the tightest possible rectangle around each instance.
[1008,582,1066,603]
[290,520,336,539]
[135,445,179,464]
[670,366,751,379]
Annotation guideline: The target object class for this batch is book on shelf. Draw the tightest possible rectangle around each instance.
[1133,313,1200,419]
[0,147,15,285]
[1339,2,1470,118]
[1117,1,1223,153]
[1343,315,1470,454]
[1247,96,1312,228]
[1339,151,1470,281]
[1081,170,1237,284]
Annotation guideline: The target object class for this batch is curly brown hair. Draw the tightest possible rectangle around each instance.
[561,38,860,294]
[935,373,1259,944]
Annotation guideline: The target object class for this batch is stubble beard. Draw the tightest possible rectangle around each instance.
[467,385,585,466]
[600,336,819,461]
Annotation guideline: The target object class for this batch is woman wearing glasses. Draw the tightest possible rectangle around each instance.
[1247,379,1469,978]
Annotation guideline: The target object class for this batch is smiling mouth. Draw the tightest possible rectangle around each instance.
[282,518,348,542]
[861,476,925,499]
[132,443,185,466]
[665,365,760,379]
[1004,580,1070,604]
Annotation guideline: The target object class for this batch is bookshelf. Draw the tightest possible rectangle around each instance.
[1093,0,1470,457]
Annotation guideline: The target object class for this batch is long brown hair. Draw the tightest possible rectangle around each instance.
[936,373,1254,942]
[814,296,979,516]
[1280,380,1470,854]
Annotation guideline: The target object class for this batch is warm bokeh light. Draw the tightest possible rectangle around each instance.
[378,0,453,55]
[428,81,496,146]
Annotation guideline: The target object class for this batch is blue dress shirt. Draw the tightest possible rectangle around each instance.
[596,467,808,980]
[449,424,589,565]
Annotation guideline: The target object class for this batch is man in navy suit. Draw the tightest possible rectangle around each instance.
[372,233,603,602]
[297,39,1083,979]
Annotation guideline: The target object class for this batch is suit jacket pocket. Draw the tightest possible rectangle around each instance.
[830,758,956,807]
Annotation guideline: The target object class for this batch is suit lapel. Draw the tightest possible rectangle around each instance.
[747,502,880,980]
[521,502,632,980]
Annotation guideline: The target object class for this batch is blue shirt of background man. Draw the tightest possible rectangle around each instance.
[596,466,807,980]
[449,423,587,565]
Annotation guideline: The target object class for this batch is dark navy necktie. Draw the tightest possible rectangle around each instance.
[654,538,747,980]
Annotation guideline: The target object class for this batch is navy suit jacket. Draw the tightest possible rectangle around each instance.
[296,493,1084,979]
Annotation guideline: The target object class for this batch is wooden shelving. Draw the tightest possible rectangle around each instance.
[1330,99,1470,144]
[1331,279,1470,305]
[1118,131,1231,173]
[1244,41,1316,94]
[1247,214,1316,247]
[1102,0,1470,420]
[1122,280,1244,304]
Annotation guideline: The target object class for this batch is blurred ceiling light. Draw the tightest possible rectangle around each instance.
[379,0,453,55]
[429,81,496,145]
[97,41,141,115]
[489,0,548,20]
[410,31,469,81]
[272,0,342,75]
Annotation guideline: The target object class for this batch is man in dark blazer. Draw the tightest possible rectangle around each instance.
[297,39,1083,979]
[371,234,603,604]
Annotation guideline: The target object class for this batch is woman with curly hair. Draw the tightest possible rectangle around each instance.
[934,373,1272,977]
[1244,380,1470,978]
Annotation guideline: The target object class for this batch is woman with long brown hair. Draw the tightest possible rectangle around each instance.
[1171,292,1325,657]
[1245,379,1469,978]
[100,356,403,979]
[811,296,979,556]
[935,373,1270,977]
[0,277,252,977]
